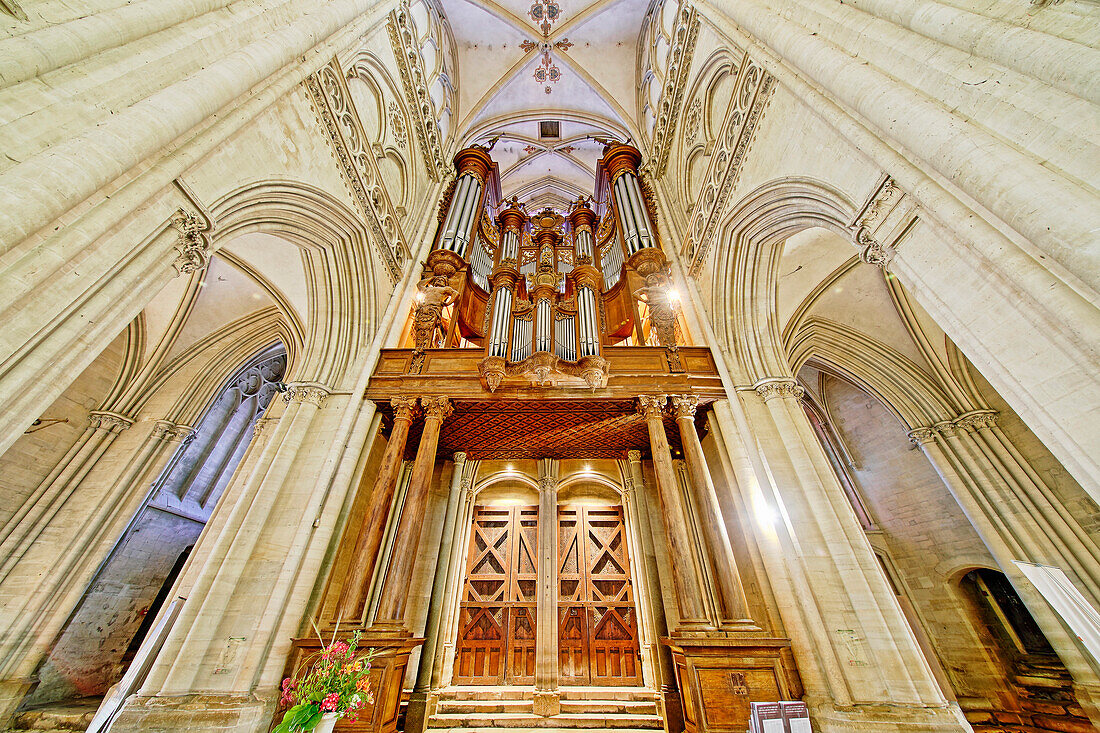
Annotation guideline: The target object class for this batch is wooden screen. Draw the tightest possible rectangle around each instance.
[558,505,641,686]
[454,505,538,684]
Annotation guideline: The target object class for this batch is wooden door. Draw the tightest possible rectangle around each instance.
[454,505,538,684]
[558,506,642,686]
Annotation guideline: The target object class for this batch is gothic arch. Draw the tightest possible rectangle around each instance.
[709,177,856,381]
[788,317,958,430]
[211,181,380,388]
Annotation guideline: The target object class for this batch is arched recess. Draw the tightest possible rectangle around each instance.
[674,48,739,210]
[709,177,856,380]
[210,180,380,388]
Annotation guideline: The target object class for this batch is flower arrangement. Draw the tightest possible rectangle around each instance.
[274,628,376,733]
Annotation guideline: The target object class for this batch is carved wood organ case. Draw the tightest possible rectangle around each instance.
[411,140,683,391]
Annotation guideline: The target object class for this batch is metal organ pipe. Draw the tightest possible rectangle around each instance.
[488,288,513,358]
[578,287,599,357]
[535,298,552,353]
[439,174,470,251]
[624,174,653,251]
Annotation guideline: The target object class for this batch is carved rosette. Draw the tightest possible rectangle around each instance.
[671,394,698,419]
[171,209,212,275]
[753,379,805,402]
[421,395,453,422]
[282,383,331,408]
[636,395,667,421]
[88,410,134,433]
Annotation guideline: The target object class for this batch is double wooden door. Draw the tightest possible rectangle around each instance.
[454,503,641,686]
[454,506,538,684]
[558,506,641,686]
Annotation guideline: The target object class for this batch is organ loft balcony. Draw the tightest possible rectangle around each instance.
[368,140,724,410]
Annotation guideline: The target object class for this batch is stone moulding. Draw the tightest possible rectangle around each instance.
[645,3,700,179]
[684,55,776,278]
[478,352,610,392]
[304,57,411,283]
[388,7,448,181]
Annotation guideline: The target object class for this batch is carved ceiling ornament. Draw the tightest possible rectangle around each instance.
[388,5,449,180]
[305,58,411,282]
[171,209,212,275]
[684,55,775,277]
[388,101,408,148]
[848,173,920,270]
[644,2,700,178]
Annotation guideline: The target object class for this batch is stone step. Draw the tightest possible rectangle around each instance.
[444,687,654,703]
[428,712,662,730]
[436,699,658,716]
[10,703,98,731]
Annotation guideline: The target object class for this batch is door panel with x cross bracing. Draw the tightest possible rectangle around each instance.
[558,505,641,686]
[454,505,538,684]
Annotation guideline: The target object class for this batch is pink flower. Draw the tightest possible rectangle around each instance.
[321,642,349,660]
[320,692,340,712]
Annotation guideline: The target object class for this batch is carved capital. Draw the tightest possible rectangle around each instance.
[453,451,467,464]
[753,379,804,402]
[153,420,194,443]
[171,209,212,275]
[421,396,453,421]
[282,383,331,407]
[955,410,998,433]
[907,427,936,447]
[626,449,643,463]
[671,394,698,419]
[636,395,667,420]
[538,475,558,494]
[88,410,134,433]
[392,396,418,421]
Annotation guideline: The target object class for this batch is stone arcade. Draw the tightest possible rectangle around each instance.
[0,1,1098,732]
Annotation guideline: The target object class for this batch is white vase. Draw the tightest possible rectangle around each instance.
[314,712,339,733]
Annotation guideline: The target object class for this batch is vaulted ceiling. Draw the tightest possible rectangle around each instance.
[439,0,655,209]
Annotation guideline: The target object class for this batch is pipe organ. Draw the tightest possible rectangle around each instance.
[412,140,681,392]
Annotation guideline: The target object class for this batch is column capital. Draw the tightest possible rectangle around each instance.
[421,395,453,421]
[907,427,937,447]
[752,378,804,402]
[537,475,558,493]
[453,451,467,464]
[250,417,275,439]
[671,394,698,419]
[392,396,418,420]
[636,395,667,420]
[282,382,331,407]
[88,410,134,433]
[626,449,643,464]
[955,410,998,432]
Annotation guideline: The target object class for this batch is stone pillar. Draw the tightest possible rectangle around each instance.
[636,395,711,630]
[909,415,1100,717]
[534,459,560,716]
[625,451,683,733]
[671,395,755,629]
[405,452,467,733]
[373,396,452,630]
[336,396,418,622]
[710,384,968,732]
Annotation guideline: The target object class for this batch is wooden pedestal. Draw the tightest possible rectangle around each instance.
[661,636,801,733]
[283,632,424,733]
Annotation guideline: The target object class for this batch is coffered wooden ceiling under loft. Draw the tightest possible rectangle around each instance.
[441,0,650,210]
